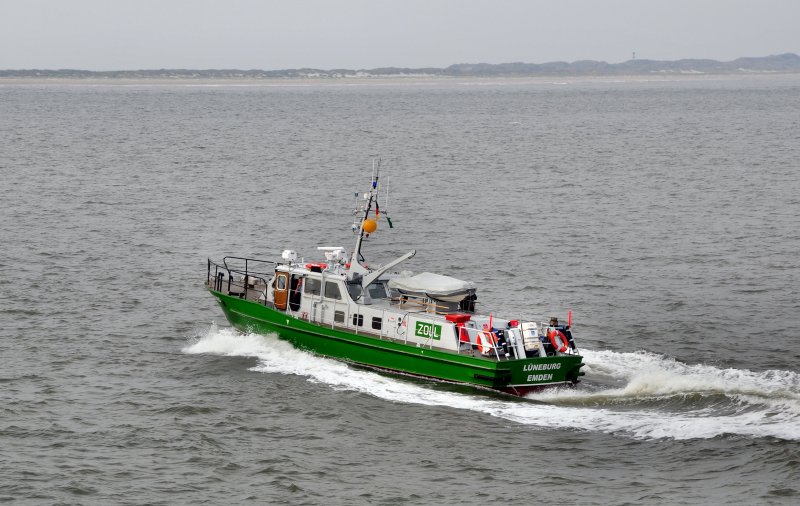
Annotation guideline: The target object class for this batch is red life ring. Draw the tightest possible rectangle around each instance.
[477,331,497,355]
[548,329,569,353]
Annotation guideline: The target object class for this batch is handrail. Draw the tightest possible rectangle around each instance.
[222,256,276,278]
[462,327,509,360]
[207,258,270,304]
[389,295,451,313]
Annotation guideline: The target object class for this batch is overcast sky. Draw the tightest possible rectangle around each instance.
[1,0,798,70]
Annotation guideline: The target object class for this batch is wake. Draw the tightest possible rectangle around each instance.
[183,325,800,441]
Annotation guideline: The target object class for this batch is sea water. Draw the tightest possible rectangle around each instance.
[1,75,799,504]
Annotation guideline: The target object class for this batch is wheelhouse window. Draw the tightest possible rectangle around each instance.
[277,275,287,290]
[367,282,387,299]
[304,277,321,296]
[347,282,363,300]
[324,281,342,300]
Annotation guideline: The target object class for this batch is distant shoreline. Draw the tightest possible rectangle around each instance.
[2,73,798,87]
[2,53,799,81]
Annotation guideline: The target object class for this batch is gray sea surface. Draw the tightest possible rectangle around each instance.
[1,74,799,505]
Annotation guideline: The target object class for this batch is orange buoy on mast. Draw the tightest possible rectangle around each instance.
[362,218,378,234]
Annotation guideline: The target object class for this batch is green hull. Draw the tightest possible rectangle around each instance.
[209,289,584,395]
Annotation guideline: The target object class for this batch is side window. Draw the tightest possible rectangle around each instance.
[277,274,287,290]
[372,317,382,330]
[352,314,364,327]
[334,311,345,323]
[304,278,321,296]
[324,281,342,300]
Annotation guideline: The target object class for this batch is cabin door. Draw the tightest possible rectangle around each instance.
[289,275,303,311]
[274,272,289,310]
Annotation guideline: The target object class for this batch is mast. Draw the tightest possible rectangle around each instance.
[348,160,380,278]
[346,160,416,299]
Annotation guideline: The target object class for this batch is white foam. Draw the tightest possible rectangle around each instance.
[184,326,800,441]
[578,348,800,399]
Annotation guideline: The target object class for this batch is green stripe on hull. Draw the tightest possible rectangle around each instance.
[209,290,583,392]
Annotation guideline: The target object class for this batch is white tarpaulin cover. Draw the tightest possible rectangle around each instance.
[388,272,476,301]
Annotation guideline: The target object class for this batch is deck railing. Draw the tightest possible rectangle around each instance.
[207,257,275,304]
[459,326,516,360]
[388,294,458,314]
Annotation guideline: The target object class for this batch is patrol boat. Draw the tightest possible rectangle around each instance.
[205,167,584,396]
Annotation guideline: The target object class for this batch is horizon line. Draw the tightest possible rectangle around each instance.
[2,52,798,73]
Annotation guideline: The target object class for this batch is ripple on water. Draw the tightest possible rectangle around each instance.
[2,77,800,505]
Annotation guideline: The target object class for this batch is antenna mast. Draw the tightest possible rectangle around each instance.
[348,159,381,277]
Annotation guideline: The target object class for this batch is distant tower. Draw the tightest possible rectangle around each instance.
[632,51,636,60]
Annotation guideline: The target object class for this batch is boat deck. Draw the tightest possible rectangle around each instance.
[219,279,509,361]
